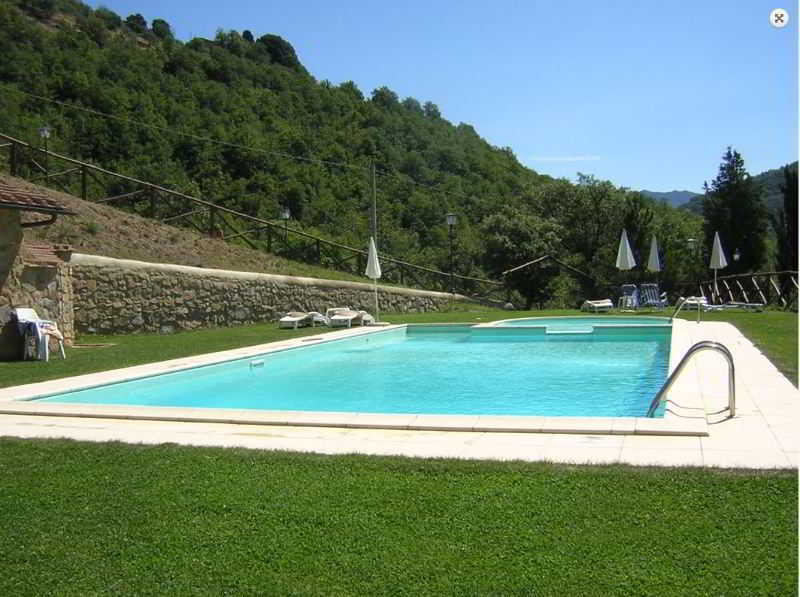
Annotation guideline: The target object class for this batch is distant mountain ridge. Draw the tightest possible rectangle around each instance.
[678,161,798,216]
[639,190,700,207]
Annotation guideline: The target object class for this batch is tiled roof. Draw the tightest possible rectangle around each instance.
[0,180,75,215]
[22,243,73,266]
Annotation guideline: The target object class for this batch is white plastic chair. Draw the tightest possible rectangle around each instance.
[618,284,640,311]
[13,308,65,361]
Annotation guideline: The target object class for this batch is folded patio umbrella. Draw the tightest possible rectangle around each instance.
[616,229,636,271]
[365,236,381,323]
[710,231,728,303]
[647,234,661,273]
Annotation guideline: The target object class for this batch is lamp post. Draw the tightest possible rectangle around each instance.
[687,237,697,273]
[280,207,290,244]
[687,237,701,295]
[445,213,457,295]
[686,237,701,322]
[39,125,51,178]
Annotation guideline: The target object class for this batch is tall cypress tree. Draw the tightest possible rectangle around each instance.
[702,147,768,274]
[770,164,798,272]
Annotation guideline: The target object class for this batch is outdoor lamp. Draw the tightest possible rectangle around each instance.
[39,125,51,177]
[445,213,457,295]
[280,207,290,243]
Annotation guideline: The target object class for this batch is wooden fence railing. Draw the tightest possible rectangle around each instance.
[1,132,506,301]
[675,271,798,310]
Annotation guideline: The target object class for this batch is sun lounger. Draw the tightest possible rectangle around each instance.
[639,283,668,310]
[679,295,765,312]
[679,296,710,310]
[716,302,765,312]
[13,307,65,361]
[581,299,613,312]
[326,307,374,328]
[278,311,328,329]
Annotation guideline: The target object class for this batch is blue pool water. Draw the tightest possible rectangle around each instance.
[495,316,670,332]
[38,324,671,417]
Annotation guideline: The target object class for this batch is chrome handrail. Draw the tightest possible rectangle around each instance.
[647,341,735,418]
[670,297,688,320]
[670,296,702,323]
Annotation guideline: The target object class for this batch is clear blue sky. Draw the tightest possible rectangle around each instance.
[86,0,797,192]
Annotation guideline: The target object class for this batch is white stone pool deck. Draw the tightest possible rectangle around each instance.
[0,319,796,469]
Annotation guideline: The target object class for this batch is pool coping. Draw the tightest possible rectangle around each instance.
[0,319,708,437]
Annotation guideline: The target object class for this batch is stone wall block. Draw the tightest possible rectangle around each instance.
[65,255,460,335]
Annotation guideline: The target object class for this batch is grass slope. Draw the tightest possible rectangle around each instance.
[0,439,796,596]
[5,174,367,282]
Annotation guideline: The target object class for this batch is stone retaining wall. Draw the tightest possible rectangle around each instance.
[70,254,461,334]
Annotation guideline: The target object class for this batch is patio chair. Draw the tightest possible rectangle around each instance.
[13,307,65,361]
[278,311,329,329]
[581,299,613,313]
[618,284,639,311]
[639,284,668,310]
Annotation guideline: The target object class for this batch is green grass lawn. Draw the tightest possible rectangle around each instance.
[0,438,796,596]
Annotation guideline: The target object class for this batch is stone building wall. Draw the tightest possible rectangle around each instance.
[0,209,24,360]
[1,211,75,359]
[70,254,460,334]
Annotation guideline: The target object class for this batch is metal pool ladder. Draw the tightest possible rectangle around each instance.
[647,341,735,418]
[670,296,701,323]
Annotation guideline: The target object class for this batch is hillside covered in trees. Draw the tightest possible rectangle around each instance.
[2,0,789,307]
[682,161,798,217]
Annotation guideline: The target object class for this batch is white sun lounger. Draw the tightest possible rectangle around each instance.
[713,301,765,312]
[278,311,328,329]
[679,296,710,310]
[326,307,374,328]
[581,299,613,312]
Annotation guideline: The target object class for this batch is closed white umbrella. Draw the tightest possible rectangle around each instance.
[365,236,381,323]
[710,231,728,303]
[646,234,661,273]
[616,229,636,270]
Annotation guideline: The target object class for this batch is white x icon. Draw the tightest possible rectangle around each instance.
[770,8,789,28]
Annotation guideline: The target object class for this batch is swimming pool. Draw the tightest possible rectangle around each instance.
[35,323,671,418]
[494,316,671,331]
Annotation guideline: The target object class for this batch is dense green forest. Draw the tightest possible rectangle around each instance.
[0,0,790,306]
[682,161,798,217]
